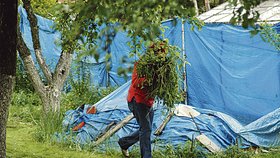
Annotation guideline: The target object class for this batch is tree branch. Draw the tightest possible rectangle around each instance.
[22,0,52,83]
[17,26,46,95]
[53,51,73,89]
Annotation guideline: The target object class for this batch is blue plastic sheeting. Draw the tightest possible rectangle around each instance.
[61,82,280,148]
[19,6,280,149]
[60,22,280,149]
[239,107,280,147]
[185,23,280,125]
[62,82,237,149]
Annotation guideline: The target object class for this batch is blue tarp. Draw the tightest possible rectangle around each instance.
[185,23,280,124]
[63,82,280,149]
[19,6,280,149]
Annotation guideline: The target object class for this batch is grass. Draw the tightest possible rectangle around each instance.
[6,120,121,158]
[6,90,121,158]
[208,147,280,158]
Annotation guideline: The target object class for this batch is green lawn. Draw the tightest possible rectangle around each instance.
[6,121,121,158]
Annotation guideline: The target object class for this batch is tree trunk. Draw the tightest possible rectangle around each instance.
[17,0,73,114]
[0,76,14,158]
[17,31,73,113]
[43,86,62,112]
[205,0,211,11]
[0,0,17,157]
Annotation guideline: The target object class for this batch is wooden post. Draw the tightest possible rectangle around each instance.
[182,19,188,104]
[94,113,134,146]
[154,111,174,136]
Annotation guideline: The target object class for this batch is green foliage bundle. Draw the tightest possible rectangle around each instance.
[136,39,186,108]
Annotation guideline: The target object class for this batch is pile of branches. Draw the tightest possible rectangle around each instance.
[136,39,186,108]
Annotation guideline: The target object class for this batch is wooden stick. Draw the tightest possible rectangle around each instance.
[94,113,134,146]
[196,134,221,153]
[154,110,174,136]
[95,121,116,141]
[189,112,221,153]
[189,113,202,134]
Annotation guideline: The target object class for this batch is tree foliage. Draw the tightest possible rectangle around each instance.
[229,0,264,28]
[50,0,202,108]
[54,0,197,53]
[30,0,57,19]
[259,23,280,51]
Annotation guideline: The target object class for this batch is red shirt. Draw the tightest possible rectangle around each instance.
[127,63,154,107]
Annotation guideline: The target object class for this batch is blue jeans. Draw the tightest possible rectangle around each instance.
[118,98,154,158]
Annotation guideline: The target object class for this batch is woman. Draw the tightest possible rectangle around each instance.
[118,61,155,158]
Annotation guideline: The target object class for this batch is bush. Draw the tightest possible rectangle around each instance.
[12,62,117,144]
[62,65,117,110]
[9,90,41,124]
[61,86,116,110]
[15,58,34,93]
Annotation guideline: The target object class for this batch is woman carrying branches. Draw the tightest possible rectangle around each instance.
[118,41,167,158]
[118,39,183,158]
